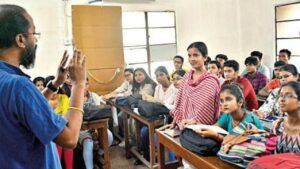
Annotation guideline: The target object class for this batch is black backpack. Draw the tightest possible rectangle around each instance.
[137,100,170,120]
[180,128,221,155]
[83,104,112,121]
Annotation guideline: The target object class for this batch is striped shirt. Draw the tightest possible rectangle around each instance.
[170,70,220,128]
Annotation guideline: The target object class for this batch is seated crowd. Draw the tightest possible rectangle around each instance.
[31,39,299,168]
[1,4,299,169]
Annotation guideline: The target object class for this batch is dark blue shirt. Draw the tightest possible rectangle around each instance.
[0,61,67,169]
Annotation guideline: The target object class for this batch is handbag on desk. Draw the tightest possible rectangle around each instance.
[217,122,269,168]
[180,128,221,155]
[83,104,112,121]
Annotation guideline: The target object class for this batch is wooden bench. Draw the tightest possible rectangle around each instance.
[156,129,241,169]
[82,119,111,169]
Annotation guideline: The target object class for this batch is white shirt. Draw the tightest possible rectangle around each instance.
[154,84,178,110]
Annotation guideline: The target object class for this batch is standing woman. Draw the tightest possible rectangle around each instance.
[170,41,221,129]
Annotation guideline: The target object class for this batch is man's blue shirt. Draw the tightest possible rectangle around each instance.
[0,61,67,169]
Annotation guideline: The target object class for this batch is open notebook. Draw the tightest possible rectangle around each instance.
[186,124,229,135]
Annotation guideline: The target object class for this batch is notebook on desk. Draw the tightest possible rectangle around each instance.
[163,128,181,137]
[186,124,229,135]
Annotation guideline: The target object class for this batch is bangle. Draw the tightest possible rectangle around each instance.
[68,107,84,114]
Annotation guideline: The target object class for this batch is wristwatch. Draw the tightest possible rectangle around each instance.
[47,80,58,92]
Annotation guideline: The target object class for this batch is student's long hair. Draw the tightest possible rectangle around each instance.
[132,68,156,93]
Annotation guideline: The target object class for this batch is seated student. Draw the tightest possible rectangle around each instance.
[222,60,258,111]
[255,64,299,119]
[215,54,228,76]
[195,84,262,141]
[46,80,73,169]
[241,51,271,80]
[272,81,300,154]
[45,76,73,169]
[207,60,225,85]
[33,76,45,91]
[243,56,268,94]
[143,66,177,110]
[131,68,157,96]
[258,61,286,97]
[79,79,113,169]
[140,66,178,162]
[117,68,156,138]
[278,49,291,63]
[103,68,134,100]
[169,41,221,129]
[172,69,186,89]
[173,55,184,71]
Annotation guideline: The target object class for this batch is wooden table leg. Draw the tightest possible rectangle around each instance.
[149,122,156,169]
[136,121,141,152]
[98,126,111,169]
[157,136,166,169]
[123,112,131,158]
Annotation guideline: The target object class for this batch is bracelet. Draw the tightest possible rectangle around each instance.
[68,107,84,114]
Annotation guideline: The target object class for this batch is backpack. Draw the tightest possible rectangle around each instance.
[83,104,112,121]
[137,100,170,120]
[180,128,221,155]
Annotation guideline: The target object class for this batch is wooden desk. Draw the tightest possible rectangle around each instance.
[82,119,111,169]
[156,129,240,169]
[118,105,162,169]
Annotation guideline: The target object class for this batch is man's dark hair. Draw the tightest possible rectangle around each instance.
[33,76,45,86]
[244,56,259,66]
[224,60,239,72]
[250,51,263,60]
[0,5,30,51]
[173,55,184,63]
[124,68,134,74]
[274,60,286,67]
[209,60,221,69]
[279,49,291,59]
[215,54,228,61]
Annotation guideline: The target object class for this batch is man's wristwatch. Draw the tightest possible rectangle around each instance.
[47,80,58,92]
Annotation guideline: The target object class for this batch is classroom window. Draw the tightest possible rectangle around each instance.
[275,2,300,70]
[122,11,177,76]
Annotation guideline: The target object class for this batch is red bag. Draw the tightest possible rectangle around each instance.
[247,153,300,169]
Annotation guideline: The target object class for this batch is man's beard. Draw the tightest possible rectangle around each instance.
[20,44,37,69]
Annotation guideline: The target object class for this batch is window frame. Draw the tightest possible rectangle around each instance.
[122,11,177,75]
[275,2,300,61]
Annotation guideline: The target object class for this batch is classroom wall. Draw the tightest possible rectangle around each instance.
[0,0,68,79]
[0,0,298,78]
[239,0,300,69]
[175,0,241,69]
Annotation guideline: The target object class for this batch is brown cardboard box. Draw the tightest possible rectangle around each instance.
[72,5,124,95]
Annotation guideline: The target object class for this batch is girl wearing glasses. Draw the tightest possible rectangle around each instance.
[255,64,299,119]
[272,81,300,154]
